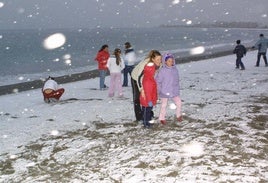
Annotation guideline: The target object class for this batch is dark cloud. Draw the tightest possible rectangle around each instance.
[0,0,267,29]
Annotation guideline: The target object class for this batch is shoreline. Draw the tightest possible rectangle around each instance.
[0,49,245,96]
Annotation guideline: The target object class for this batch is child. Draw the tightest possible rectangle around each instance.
[42,76,65,103]
[106,48,125,97]
[139,61,158,128]
[156,53,182,125]
[233,40,247,70]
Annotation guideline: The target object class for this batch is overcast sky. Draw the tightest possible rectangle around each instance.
[0,0,267,29]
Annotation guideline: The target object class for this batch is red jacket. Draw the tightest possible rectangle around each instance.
[95,50,110,70]
[140,63,157,107]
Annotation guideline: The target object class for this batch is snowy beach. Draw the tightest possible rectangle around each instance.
[0,50,267,182]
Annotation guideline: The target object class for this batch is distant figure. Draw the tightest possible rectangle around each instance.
[156,53,182,125]
[252,34,268,67]
[233,40,247,70]
[139,61,157,128]
[131,50,162,122]
[106,48,125,98]
[95,44,110,90]
[42,76,65,103]
[122,42,137,87]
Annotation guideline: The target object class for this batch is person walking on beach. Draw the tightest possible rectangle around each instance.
[106,48,125,98]
[156,53,182,125]
[139,60,158,128]
[42,76,65,103]
[233,40,247,70]
[131,50,162,122]
[252,34,268,67]
[122,42,137,87]
[95,44,110,90]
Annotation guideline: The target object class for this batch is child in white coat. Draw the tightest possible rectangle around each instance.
[106,48,125,97]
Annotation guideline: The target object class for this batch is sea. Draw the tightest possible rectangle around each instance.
[0,27,267,86]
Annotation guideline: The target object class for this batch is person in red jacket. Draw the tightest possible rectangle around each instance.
[95,44,110,90]
[139,61,158,128]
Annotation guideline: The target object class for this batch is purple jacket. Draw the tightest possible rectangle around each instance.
[155,59,180,98]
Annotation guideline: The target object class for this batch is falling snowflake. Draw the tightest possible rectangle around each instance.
[190,46,205,55]
[51,130,59,136]
[43,33,66,50]
[0,2,4,8]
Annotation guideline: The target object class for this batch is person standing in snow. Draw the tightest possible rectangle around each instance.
[252,34,268,67]
[131,50,162,122]
[42,76,65,103]
[122,42,137,87]
[106,48,125,98]
[95,44,110,90]
[233,40,247,70]
[139,59,158,128]
[155,53,182,125]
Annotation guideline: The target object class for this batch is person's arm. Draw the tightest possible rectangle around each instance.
[131,59,148,91]
[120,58,125,70]
[252,40,260,49]
[233,47,237,54]
[243,46,247,55]
[106,58,110,69]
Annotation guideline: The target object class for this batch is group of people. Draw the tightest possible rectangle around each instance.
[95,42,137,97]
[94,42,137,95]
[131,50,182,127]
[41,33,267,128]
[233,33,268,70]
[95,43,182,128]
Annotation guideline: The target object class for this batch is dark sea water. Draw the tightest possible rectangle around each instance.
[0,27,267,85]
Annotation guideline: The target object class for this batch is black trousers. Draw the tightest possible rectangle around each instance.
[131,78,143,121]
[236,57,245,69]
[256,52,268,66]
[141,106,153,127]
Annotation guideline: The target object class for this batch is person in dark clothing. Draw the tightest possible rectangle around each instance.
[131,50,162,122]
[252,34,268,67]
[122,42,137,87]
[233,40,247,70]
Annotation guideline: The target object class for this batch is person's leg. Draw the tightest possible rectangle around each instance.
[122,67,128,87]
[108,73,115,97]
[43,91,50,103]
[238,57,245,70]
[173,96,182,120]
[115,73,123,96]
[126,66,134,86]
[256,53,261,66]
[159,98,168,121]
[103,70,107,88]
[235,58,239,68]
[99,70,105,89]
[262,53,268,65]
[131,78,143,121]
[52,88,65,100]
[142,106,153,127]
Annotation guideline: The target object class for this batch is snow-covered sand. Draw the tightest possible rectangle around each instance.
[0,51,267,182]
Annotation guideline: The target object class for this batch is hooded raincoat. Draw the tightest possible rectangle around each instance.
[139,62,157,107]
[156,57,180,98]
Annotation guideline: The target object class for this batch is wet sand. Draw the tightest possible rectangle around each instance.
[0,49,236,96]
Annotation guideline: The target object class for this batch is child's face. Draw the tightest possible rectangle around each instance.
[166,58,173,67]
[152,55,162,67]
